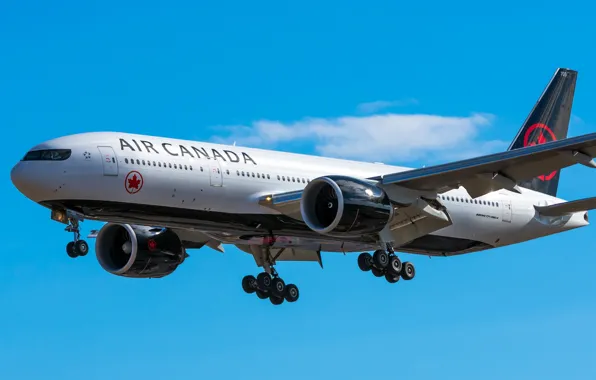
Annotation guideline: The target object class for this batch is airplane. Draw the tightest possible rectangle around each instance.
[10,67,596,305]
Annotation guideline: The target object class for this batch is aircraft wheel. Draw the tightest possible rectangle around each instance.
[256,289,269,299]
[372,249,389,269]
[257,272,272,290]
[242,275,257,294]
[75,240,89,257]
[270,295,284,305]
[385,273,400,283]
[358,252,373,271]
[271,277,286,297]
[371,267,384,277]
[401,262,416,280]
[66,241,77,258]
[387,255,402,276]
[284,284,299,302]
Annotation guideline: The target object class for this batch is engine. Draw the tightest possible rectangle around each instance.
[300,175,393,237]
[95,223,187,278]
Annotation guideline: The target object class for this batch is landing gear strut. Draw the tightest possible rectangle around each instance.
[242,245,300,305]
[65,217,89,258]
[357,245,415,283]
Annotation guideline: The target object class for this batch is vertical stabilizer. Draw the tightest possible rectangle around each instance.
[508,68,577,196]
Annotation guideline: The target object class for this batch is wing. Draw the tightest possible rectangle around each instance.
[375,133,596,198]
[535,196,596,217]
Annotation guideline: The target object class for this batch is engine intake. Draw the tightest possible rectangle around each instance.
[300,176,393,237]
[95,223,187,278]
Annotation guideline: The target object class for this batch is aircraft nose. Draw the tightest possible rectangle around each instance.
[11,161,48,202]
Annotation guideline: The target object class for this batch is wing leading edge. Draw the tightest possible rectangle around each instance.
[375,132,596,198]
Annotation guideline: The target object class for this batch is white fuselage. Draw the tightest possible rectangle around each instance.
[11,132,589,256]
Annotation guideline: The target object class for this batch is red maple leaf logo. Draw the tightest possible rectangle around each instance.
[125,171,143,194]
[128,174,141,189]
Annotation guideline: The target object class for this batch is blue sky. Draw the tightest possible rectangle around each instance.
[1,0,596,378]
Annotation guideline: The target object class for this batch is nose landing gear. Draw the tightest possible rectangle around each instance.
[65,217,89,258]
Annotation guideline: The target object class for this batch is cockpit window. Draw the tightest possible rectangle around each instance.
[22,149,71,161]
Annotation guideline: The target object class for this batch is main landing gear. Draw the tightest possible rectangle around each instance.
[65,217,89,258]
[241,243,299,305]
[241,269,300,305]
[357,247,415,284]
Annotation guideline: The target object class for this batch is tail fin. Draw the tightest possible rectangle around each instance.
[508,68,578,197]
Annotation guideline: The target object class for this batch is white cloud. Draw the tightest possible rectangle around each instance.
[211,112,508,164]
[356,98,419,113]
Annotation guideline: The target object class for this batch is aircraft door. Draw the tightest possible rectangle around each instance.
[97,146,119,176]
[208,160,223,187]
[501,199,512,223]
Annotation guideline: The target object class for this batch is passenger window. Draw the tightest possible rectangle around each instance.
[190,166,193,170]
[267,174,270,179]
[137,159,140,165]
[257,173,261,178]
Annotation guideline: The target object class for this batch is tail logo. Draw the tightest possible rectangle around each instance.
[523,123,557,181]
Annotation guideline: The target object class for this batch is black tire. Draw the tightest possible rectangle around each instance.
[270,295,284,305]
[372,249,389,269]
[242,275,257,294]
[66,241,77,258]
[257,272,272,289]
[357,252,373,271]
[75,240,89,256]
[387,255,402,276]
[385,273,400,283]
[284,284,299,302]
[401,261,416,280]
[371,267,384,277]
[256,289,269,299]
[271,277,286,297]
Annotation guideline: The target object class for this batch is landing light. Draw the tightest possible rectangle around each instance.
[51,208,68,224]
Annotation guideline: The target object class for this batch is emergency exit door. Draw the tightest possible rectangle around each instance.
[501,199,512,223]
[97,146,119,176]
[208,160,223,187]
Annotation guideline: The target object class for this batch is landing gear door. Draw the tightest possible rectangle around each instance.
[501,199,512,223]
[97,146,119,176]
[208,160,223,187]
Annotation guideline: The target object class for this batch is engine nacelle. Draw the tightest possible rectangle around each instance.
[95,223,187,278]
[300,175,393,237]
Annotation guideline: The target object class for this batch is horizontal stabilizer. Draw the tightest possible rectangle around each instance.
[534,197,596,216]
